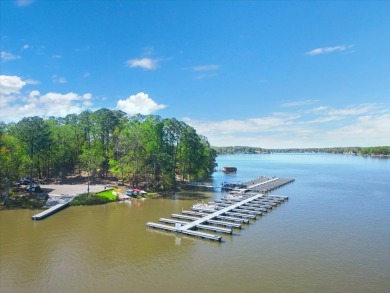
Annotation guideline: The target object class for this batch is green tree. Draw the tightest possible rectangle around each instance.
[0,135,25,201]
[12,117,51,193]
[79,148,104,194]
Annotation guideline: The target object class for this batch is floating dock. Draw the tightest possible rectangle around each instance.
[243,177,295,192]
[146,193,288,242]
[31,193,76,220]
[32,203,70,220]
[222,177,294,193]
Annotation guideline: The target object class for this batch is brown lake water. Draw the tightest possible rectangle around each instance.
[1,154,389,293]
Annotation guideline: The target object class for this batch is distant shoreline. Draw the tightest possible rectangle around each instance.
[214,146,390,157]
[217,152,390,157]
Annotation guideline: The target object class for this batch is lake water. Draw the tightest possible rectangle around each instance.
[1,154,389,293]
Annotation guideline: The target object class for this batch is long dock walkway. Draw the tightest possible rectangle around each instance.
[147,192,288,242]
[32,203,69,220]
[243,177,295,192]
[32,193,75,220]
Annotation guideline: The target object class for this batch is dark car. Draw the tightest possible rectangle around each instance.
[26,184,41,192]
[20,178,32,185]
[36,194,48,200]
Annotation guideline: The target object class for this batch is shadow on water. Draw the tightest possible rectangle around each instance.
[146,228,223,246]
[162,191,215,201]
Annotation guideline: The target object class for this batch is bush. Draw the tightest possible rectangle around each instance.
[3,195,46,209]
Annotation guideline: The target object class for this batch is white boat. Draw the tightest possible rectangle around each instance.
[222,193,244,201]
[118,194,131,201]
[192,200,217,211]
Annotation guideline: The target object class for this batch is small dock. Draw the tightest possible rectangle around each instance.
[222,166,237,174]
[32,193,75,220]
[221,177,294,193]
[243,177,295,192]
[179,181,216,190]
[146,193,288,242]
[32,203,69,220]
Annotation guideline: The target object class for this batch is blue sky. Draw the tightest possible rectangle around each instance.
[1,0,389,148]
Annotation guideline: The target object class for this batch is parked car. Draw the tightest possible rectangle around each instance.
[26,184,41,192]
[36,194,48,200]
[125,189,134,196]
[126,188,147,197]
[20,178,32,185]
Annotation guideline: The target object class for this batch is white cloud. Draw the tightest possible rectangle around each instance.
[0,75,26,95]
[183,113,299,137]
[116,92,166,115]
[126,58,158,70]
[38,92,91,116]
[282,99,318,107]
[184,115,311,148]
[142,47,155,56]
[304,104,382,125]
[0,75,92,122]
[1,51,21,62]
[326,114,390,146]
[192,65,220,71]
[52,75,67,84]
[327,104,377,116]
[306,116,344,124]
[22,44,29,50]
[28,90,40,98]
[306,106,330,114]
[15,0,34,7]
[305,45,354,56]
[195,73,218,80]
[182,103,390,148]
[1,91,93,122]
[25,79,39,85]
[186,64,220,79]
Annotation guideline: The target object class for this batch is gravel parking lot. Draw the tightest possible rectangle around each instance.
[42,184,108,196]
[41,184,109,205]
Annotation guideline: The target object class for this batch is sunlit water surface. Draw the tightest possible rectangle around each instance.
[1,154,389,293]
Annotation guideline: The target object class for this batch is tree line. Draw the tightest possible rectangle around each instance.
[0,109,217,196]
[360,146,390,155]
[213,146,269,155]
[269,147,362,154]
[212,145,390,156]
[269,146,390,155]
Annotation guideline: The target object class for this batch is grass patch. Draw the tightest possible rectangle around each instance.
[70,194,113,206]
[95,189,117,200]
[70,189,118,206]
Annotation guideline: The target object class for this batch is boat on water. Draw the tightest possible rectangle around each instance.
[229,188,249,194]
[125,189,147,197]
[221,182,246,191]
[192,200,218,211]
[222,193,245,201]
[222,166,237,174]
[118,194,131,201]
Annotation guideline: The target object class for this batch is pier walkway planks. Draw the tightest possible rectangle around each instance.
[243,177,295,193]
[32,203,69,220]
[147,193,288,242]
[31,194,76,220]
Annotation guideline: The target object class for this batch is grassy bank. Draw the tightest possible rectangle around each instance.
[70,189,118,206]
[1,188,158,209]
